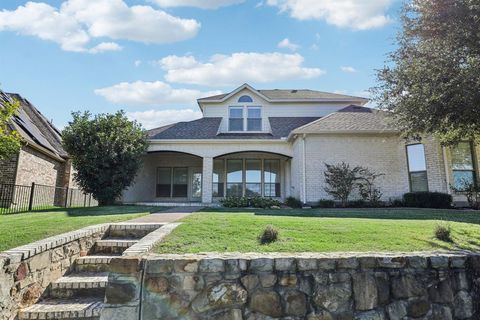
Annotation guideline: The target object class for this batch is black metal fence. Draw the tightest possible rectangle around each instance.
[0,183,98,215]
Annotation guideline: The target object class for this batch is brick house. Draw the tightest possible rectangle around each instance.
[0,90,77,207]
[121,84,479,206]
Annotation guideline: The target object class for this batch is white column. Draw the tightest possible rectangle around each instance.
[202,157,213,204]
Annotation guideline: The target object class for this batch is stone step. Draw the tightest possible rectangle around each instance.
[49,273,109,299]
[74,255,119,273]
[93,239,139,254]
[19,298,103,320]
[107,223,164,239]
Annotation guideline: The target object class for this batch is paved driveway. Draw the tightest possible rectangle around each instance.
[128,206,202,223]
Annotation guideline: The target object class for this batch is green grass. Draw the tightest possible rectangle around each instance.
[0,206,162,252]
[155,208,480,254]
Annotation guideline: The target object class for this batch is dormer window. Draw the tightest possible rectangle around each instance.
[247,106,262,131]
[228,105,263,132]
[229,107,244,131]
[238,95,253,103]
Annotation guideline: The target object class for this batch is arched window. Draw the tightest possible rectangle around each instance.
[238,95,253,103]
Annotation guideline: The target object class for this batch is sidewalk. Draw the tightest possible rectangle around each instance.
[128,206,202,223]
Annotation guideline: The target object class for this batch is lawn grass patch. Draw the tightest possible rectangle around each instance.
[0,205,161,251]
[155,209,480,254]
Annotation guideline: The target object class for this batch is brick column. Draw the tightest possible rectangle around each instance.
[202,157,213,204]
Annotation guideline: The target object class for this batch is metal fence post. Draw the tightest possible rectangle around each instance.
[28,182,35,211]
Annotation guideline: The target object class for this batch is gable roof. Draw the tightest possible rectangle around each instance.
[0,90,68,159]
[291,105,399,136]
[197,83,368,104]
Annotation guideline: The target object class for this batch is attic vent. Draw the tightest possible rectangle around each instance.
[291,90,297,93]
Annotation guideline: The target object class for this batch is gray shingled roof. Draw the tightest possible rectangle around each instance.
[292,106,398,134]
[0,91,68,158]
[148,117,320,140]
[198,89,367,102]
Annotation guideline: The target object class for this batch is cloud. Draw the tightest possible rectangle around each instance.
[159,52,325,86]
[0,0,200,53]
[134,60,142,67]
[277,38,300,51]
[127,109,202,129]
[94,81,222,106]
[266,0,393,30]
[340,66,356,73]
[151,0,244,9]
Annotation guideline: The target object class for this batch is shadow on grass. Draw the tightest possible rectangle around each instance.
[30,205,164,217]
[201,207,480,225]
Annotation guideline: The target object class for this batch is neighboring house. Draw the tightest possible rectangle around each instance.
[122,83,479,205]
[0,90,77,207]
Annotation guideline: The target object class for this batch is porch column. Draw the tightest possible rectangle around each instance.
[202,157,213,204]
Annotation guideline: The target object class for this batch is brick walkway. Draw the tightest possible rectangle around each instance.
[127,206,202,223]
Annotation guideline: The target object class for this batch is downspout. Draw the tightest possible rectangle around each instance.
[302,134,307,204]
[442,146,452,194]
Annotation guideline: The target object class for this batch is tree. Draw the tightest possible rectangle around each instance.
[356,168,384,205]
[324,162,362,207]
[63,111,148,205]
[0,98,21,161]
[372,0,480,145]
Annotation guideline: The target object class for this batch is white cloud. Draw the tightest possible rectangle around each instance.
[266,0,393,30]
[94,81,222,106]
[151,0,244,9]
[277,38,300,51]
[134,60,142,67]
[0,0,200,53]
[127,109,202,129]
[88,42,122,54]
[159,52,324,86]
[340,66,356,73]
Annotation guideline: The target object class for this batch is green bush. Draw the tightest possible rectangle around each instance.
[346,199,368,208]
[403,192,452,209]
[285,197,303,208]
[221,196,281,208]
[391,199,404,207]
[317,199,335,208]
[434,223,452,242]
[259,225,279,244]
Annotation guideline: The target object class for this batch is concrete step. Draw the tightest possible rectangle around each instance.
[49,273,109,299]
[93,239,139,254]
[74,255,119,273]
[107,223,164,239]
[19,298,103,320]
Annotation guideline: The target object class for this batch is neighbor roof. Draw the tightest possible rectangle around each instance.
[197,83,368,104]
[291,106,399,135]
[148,117,320,140]
[0,90,68,159]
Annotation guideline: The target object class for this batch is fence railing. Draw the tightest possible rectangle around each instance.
[0,183,98,215]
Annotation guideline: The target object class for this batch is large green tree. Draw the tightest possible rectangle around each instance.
[0,98,21,161]
[63,111,148,205]
[372,0,480,144]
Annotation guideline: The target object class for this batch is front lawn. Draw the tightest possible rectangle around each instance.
[155,208,480,253]
[0,205,161,252]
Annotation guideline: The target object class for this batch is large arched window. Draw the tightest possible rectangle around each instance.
[238,95,253,103]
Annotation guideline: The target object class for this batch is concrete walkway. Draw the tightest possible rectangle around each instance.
[128,206,202,223]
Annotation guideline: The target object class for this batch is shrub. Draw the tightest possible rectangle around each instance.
[347,199,368,208]
[434,223,452,242]
[452,179,480,210]
[403,192,452,209]
[357,168,384,205]
[221,196,282,208]
[285,197,302,208]
[259,225,279,244]
[324,162,362,207]
[391,199,404,207]
[317,199,335,208]
[250,196,282,209]
[221,196,249,208]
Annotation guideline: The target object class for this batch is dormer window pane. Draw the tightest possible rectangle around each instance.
[229,107,243,131]
[238,95,253,103]
[247,107,262,131]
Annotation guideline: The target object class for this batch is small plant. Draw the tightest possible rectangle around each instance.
[452,179,480,210]
[391,199,404,207]
[357,168,384,205]
[324,162,362,207]
[317,199,335,208]
[285,196,302,208]
[250,196,282,209]
[347,199,368,208]
[259,225,279,245]
[434,223,452,242]
[221,196,249,208]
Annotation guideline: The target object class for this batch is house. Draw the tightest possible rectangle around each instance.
[0,90,77,207]
[122,83,479,206]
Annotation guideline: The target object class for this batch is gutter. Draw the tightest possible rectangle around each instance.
[302,134,307,204]
[442,146,452,194]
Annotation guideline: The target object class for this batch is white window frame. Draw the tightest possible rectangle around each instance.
[228,104,263,132]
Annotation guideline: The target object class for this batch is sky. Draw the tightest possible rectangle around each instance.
[0,0,402,130]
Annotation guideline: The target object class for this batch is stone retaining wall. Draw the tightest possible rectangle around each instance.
[0,224,109,320]
[103,252,480,320]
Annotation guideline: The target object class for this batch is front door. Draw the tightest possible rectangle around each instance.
[191,167,202,201]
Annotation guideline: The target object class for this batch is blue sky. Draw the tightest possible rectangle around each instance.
[0,0,402,129]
